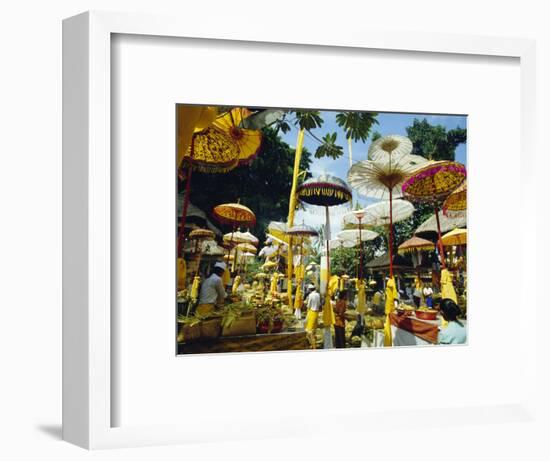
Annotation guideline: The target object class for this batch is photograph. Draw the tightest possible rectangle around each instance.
[176,105,467,354]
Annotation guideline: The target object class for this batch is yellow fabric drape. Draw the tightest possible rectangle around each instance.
[357,280,367,315]
[322,295,335,327]
[286,128,305,304]
[328,275,339,298]
[176,106,217,168]
[232,275,241,295]
[440,268,458,329]
[190,275,201,301]
[305,310,319,332]
[384,277,398,347]
[177,257,187,291]
[269,273,279,294]
[339,277,345,292]
[222,268,230,287]
[294,283,303,310]
[440,269,457,303]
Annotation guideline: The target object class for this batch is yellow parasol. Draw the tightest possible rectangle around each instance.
[443,181,467,216]
[402,161,466,269]
[177,108,261,259]
[441,228,467,246]
[213,203,256,228]
[211,108,263,166]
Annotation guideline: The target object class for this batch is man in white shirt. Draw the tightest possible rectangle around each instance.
[197,261,227,315]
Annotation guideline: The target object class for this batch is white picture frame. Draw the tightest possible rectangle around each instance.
[62,10,537,449]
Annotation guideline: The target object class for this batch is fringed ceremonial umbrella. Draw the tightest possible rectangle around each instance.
[329,238,355,249]
[297,174,352,348]
[337,227,379,281]
[177,107,262,259]
[348,136,427,277]
[287,223,319,318]
[398,235,435,268]
[213,202,256,284]
[402,161,466,269]
[188,228,216,279]
[443,181,467,217]
[441,228,467,246]
[368,134,413,161]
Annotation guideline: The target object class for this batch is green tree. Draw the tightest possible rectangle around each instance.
[335,111,379,166]
[186,126,313,238]
[406,118,467,161]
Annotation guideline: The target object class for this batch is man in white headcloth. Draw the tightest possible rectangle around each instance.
[197,261,227,315]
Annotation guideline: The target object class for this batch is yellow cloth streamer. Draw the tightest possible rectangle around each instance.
[328,275,339,298]
[222,268,230,287]
[384,277,398,347]
[440,269,458,329]
[294,283,303,309]
[305,309,319,332]
[177,257,187,291]
[190,275,201,301]
[269,273,279,294]
[232,275,241,295]
[322,295,335,327]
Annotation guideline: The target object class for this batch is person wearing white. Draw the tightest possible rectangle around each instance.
[197,261,227,314]
[305,285,321,311]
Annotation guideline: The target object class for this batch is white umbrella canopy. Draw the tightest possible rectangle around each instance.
[415,210,467,234]
[347,155,427,200]
[337,228,379,242]
[367,134,413,160]
[362,199,415,226]
[329,238,356,249]
[223,231,257,245]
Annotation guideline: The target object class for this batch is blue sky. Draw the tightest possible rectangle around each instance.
[279,110,467,235]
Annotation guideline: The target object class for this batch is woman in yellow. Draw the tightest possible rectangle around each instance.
[304,284,321,349]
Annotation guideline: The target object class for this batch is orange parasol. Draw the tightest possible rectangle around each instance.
[213,203,256,227]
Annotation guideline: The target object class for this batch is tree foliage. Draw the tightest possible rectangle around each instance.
[184,126,313,238]
[335,111,379,142]
[406,118,467,161]
[330,237,385,276]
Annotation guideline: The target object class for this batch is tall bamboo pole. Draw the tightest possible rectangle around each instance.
[286,128,305,305]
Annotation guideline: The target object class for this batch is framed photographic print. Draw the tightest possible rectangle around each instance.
[63,10,537,449]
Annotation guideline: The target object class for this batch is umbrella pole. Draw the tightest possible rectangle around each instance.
[359,217,363,281]
[177,136,196,258]
[389,187,394,278]
[194,240,201,278]
[324,206,333,349]
[434,205,447,269]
